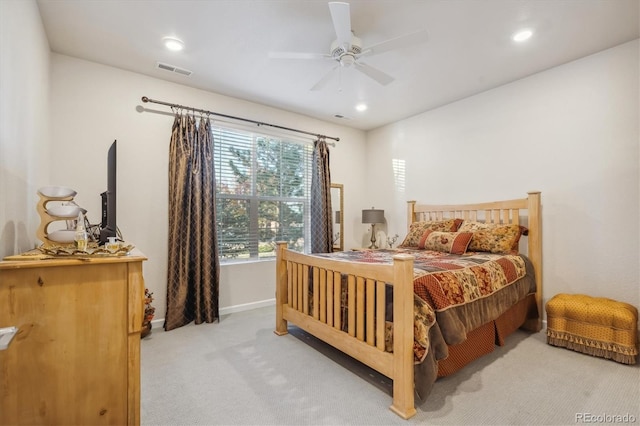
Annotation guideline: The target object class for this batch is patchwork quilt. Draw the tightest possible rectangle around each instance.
[315,248,535,358]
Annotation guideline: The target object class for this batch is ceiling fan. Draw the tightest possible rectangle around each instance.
[269,2,428,91]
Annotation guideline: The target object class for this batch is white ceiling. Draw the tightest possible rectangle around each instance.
[37,0,639,131]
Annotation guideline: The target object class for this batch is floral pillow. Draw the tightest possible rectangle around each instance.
[418,230,473,255]
[458,221,525,254]
[398,218,463,248]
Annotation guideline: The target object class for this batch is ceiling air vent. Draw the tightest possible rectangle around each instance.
[156,62,192,77]
[333,114,352,120]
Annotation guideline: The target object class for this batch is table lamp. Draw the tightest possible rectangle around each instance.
[362,207,385,249]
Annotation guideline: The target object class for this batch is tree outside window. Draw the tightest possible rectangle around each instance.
[214,129,312,261]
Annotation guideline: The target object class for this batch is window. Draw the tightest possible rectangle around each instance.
[213,126,313,262]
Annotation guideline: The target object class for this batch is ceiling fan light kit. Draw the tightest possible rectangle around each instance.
[339,54,355,67]
[269,1,428,91]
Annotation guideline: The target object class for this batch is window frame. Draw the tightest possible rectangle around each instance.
[213,125,313,263]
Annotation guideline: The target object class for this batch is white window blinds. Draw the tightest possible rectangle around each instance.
[213,126,313,261]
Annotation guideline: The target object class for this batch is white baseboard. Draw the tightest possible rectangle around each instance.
[149,298,276,330]
[150,318,164,328]
[219,298,276,315]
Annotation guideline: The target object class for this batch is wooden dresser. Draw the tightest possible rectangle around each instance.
[0,251,146,425]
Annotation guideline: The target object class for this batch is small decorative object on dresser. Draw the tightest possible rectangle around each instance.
[36,186,82,247]
[546,293,638,365]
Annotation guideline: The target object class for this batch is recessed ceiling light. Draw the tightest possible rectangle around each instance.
[355,103,368,112]
[163,37,184,51]
[512,29,533,43]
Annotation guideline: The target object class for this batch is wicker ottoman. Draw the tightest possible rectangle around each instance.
[546,294,638,365]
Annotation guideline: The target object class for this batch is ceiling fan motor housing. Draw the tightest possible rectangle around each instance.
[330,35,362,59]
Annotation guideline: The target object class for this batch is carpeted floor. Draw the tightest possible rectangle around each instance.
[141,305,639,425]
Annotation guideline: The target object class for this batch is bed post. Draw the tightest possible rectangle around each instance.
[275,241,289,336]
[407,200,416,231]
[525,191,542,332]
[390,253,417,420]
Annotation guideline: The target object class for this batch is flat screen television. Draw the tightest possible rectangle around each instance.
[99,140,117,245]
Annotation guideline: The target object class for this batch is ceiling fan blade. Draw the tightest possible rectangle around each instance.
[311,65,339,91]
[353,62,394,86]
[269,51,330,60]
[360,29,428,57]
[329,2,352,51]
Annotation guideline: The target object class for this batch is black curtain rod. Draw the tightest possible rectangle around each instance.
[141,96,340,142]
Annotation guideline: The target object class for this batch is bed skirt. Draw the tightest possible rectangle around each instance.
[437,294,536,377]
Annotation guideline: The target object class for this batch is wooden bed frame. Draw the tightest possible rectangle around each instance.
[274,191,542,419]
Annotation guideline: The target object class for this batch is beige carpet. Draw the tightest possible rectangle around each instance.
[141,305,639,425]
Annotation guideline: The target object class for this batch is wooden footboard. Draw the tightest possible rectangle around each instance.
[274,242,418,419]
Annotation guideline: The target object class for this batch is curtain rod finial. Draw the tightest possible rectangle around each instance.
[142,96,149,103]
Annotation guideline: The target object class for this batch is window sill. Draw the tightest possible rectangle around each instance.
[219,257,276,266]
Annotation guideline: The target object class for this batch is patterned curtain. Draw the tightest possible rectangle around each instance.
[310,138,333,253]
[165,112,220,331]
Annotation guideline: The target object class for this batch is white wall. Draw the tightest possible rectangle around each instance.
[366,40,640,312]
[0,0,51,259]
[48,54,367,321]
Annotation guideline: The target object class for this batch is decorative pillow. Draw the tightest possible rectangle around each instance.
[458,221,523,254]
[398,218,463,248]
[417,230,473,255]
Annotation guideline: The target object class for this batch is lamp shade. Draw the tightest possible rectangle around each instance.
[362,208,385,224]
[335,210,341,224]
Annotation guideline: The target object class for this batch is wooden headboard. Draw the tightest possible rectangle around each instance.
[407,191,542,331]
